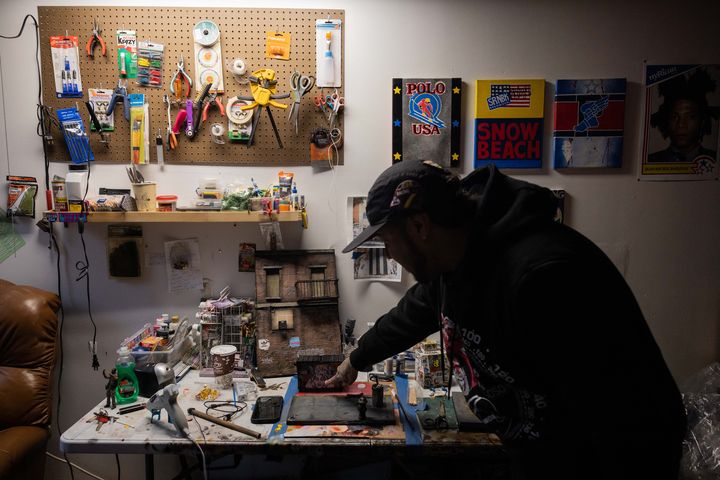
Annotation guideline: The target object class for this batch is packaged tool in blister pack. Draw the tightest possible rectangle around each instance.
[6,175,38,218]
[88,88,114,131]
[137,41,164,88]
[315,19,342,88]
[266,31,291,60]
[193,20,224,94]
[50,35,83,98]
[57,107,94,164]
[116,30,138,78]
[129,94,149,164]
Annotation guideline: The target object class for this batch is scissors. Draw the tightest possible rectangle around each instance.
[314,94,327,113]
[170,55,193,103]
[327,89,345,129]
[288,72,315,135]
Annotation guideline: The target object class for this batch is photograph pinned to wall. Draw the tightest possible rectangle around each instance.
[164,238,203,293]
[108,225,143,278]
[474,79,544,168]
[553,79,626,168]
[347,196,402,282]
[0,208,25,263]
[349,196,383,248]
[392,78,461,168]
[259,222,284,250]
[352,248,401,282]
[641,64,720,181]
[238,242,256,272]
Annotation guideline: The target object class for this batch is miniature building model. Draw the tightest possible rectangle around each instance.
[254,249,342,376]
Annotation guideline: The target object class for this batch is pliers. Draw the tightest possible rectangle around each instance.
[170,55,193,103]
[105,79,130,121]
[201,93,226,122]
[85,19,106,58]
[163,95,177,150]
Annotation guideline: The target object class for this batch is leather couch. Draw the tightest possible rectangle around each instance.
[0,279,60,479]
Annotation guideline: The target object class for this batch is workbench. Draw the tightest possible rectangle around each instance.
[60,371,505,479]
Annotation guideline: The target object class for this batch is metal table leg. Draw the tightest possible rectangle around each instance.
[145,454,154,480]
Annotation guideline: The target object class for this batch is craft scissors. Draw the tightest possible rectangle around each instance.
[170,55,193,102]
[327,89,345,129]
[288,72,315,135]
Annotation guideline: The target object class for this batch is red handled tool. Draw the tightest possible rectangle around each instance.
[85,19,106,58]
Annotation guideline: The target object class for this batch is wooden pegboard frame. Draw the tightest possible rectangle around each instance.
[38,6,344,166]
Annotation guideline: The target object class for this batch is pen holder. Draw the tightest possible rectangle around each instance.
[131,182,157,211]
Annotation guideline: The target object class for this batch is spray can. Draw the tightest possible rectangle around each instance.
[115,346,139,405]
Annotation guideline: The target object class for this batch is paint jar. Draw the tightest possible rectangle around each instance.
[156,195,177,212]
[131,182,157,212]
[210,344,237,389]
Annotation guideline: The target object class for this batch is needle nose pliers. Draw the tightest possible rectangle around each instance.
[85,19,106,58]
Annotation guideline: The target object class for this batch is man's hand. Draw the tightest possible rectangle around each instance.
[324,357,358,389]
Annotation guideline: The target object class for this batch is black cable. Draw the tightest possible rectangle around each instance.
[75,228,99,370]
[63,453,76,480]
[0,14,49,190]
[203,400,247,421]
[115,453,120,480]
[50,224,73,480]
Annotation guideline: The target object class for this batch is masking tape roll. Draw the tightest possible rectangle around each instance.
[211,123,225,136]
[231,58,246,76]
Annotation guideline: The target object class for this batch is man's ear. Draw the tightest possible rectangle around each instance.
[406,212,432,241]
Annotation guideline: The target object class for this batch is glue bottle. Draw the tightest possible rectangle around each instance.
[115,346,139,405]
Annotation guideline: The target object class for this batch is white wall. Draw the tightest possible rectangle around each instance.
[1,0,719,478]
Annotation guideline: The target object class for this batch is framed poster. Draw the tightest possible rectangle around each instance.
[553,79,626,168]
[640,64,720,181]
[392,78,461,168]
[474,79,545,168]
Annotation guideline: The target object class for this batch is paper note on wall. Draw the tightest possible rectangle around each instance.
[164,238,203,293]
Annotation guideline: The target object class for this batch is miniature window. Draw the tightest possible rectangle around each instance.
[310,266,326,297]
[265,267,281,300]
[272,309,294,330]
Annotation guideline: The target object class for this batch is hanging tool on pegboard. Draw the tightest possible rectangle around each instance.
[238,69,290,148]
[85,18,107,59]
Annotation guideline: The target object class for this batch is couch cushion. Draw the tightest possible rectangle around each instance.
[0,425,50,478]
[0,280,59,428]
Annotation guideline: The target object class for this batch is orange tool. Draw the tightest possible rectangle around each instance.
[85,19,106,58]
[170,56,192,103]
[201,93,226,122]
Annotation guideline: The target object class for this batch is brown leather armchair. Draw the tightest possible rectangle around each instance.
[0,279,60,480]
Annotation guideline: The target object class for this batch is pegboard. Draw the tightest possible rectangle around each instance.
[38,7,344,166]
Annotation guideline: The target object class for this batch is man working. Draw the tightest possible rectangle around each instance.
[327,160,686,478]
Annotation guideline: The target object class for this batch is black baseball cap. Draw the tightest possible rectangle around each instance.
[342,160,459,253]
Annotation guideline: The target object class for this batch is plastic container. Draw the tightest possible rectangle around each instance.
[156,195,177,212]
[115,346,139,405]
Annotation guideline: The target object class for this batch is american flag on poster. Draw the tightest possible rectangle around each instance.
[489,84,532,108]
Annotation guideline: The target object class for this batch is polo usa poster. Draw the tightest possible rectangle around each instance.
[474,79,545,168]
[392,78,462,168]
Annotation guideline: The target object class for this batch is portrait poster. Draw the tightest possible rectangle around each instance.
[391,78,461,168]
[347,196,402,282]
[553,79,626,168]
[641,64,720,181]
[474,79,545,168]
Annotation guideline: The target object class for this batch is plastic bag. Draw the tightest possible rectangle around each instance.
[681,362,720,479]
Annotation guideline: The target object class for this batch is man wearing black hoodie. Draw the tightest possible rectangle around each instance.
[327,160,686,479]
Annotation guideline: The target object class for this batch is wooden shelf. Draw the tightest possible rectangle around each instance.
[44,211,303,223]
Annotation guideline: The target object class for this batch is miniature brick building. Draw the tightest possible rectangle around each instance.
[254,249,342,376]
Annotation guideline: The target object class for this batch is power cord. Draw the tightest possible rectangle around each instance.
[0,14,50,191]
[49,223,74,480]
[190,417,208,480]
[203,400,247,421]
[75,221,99,370]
